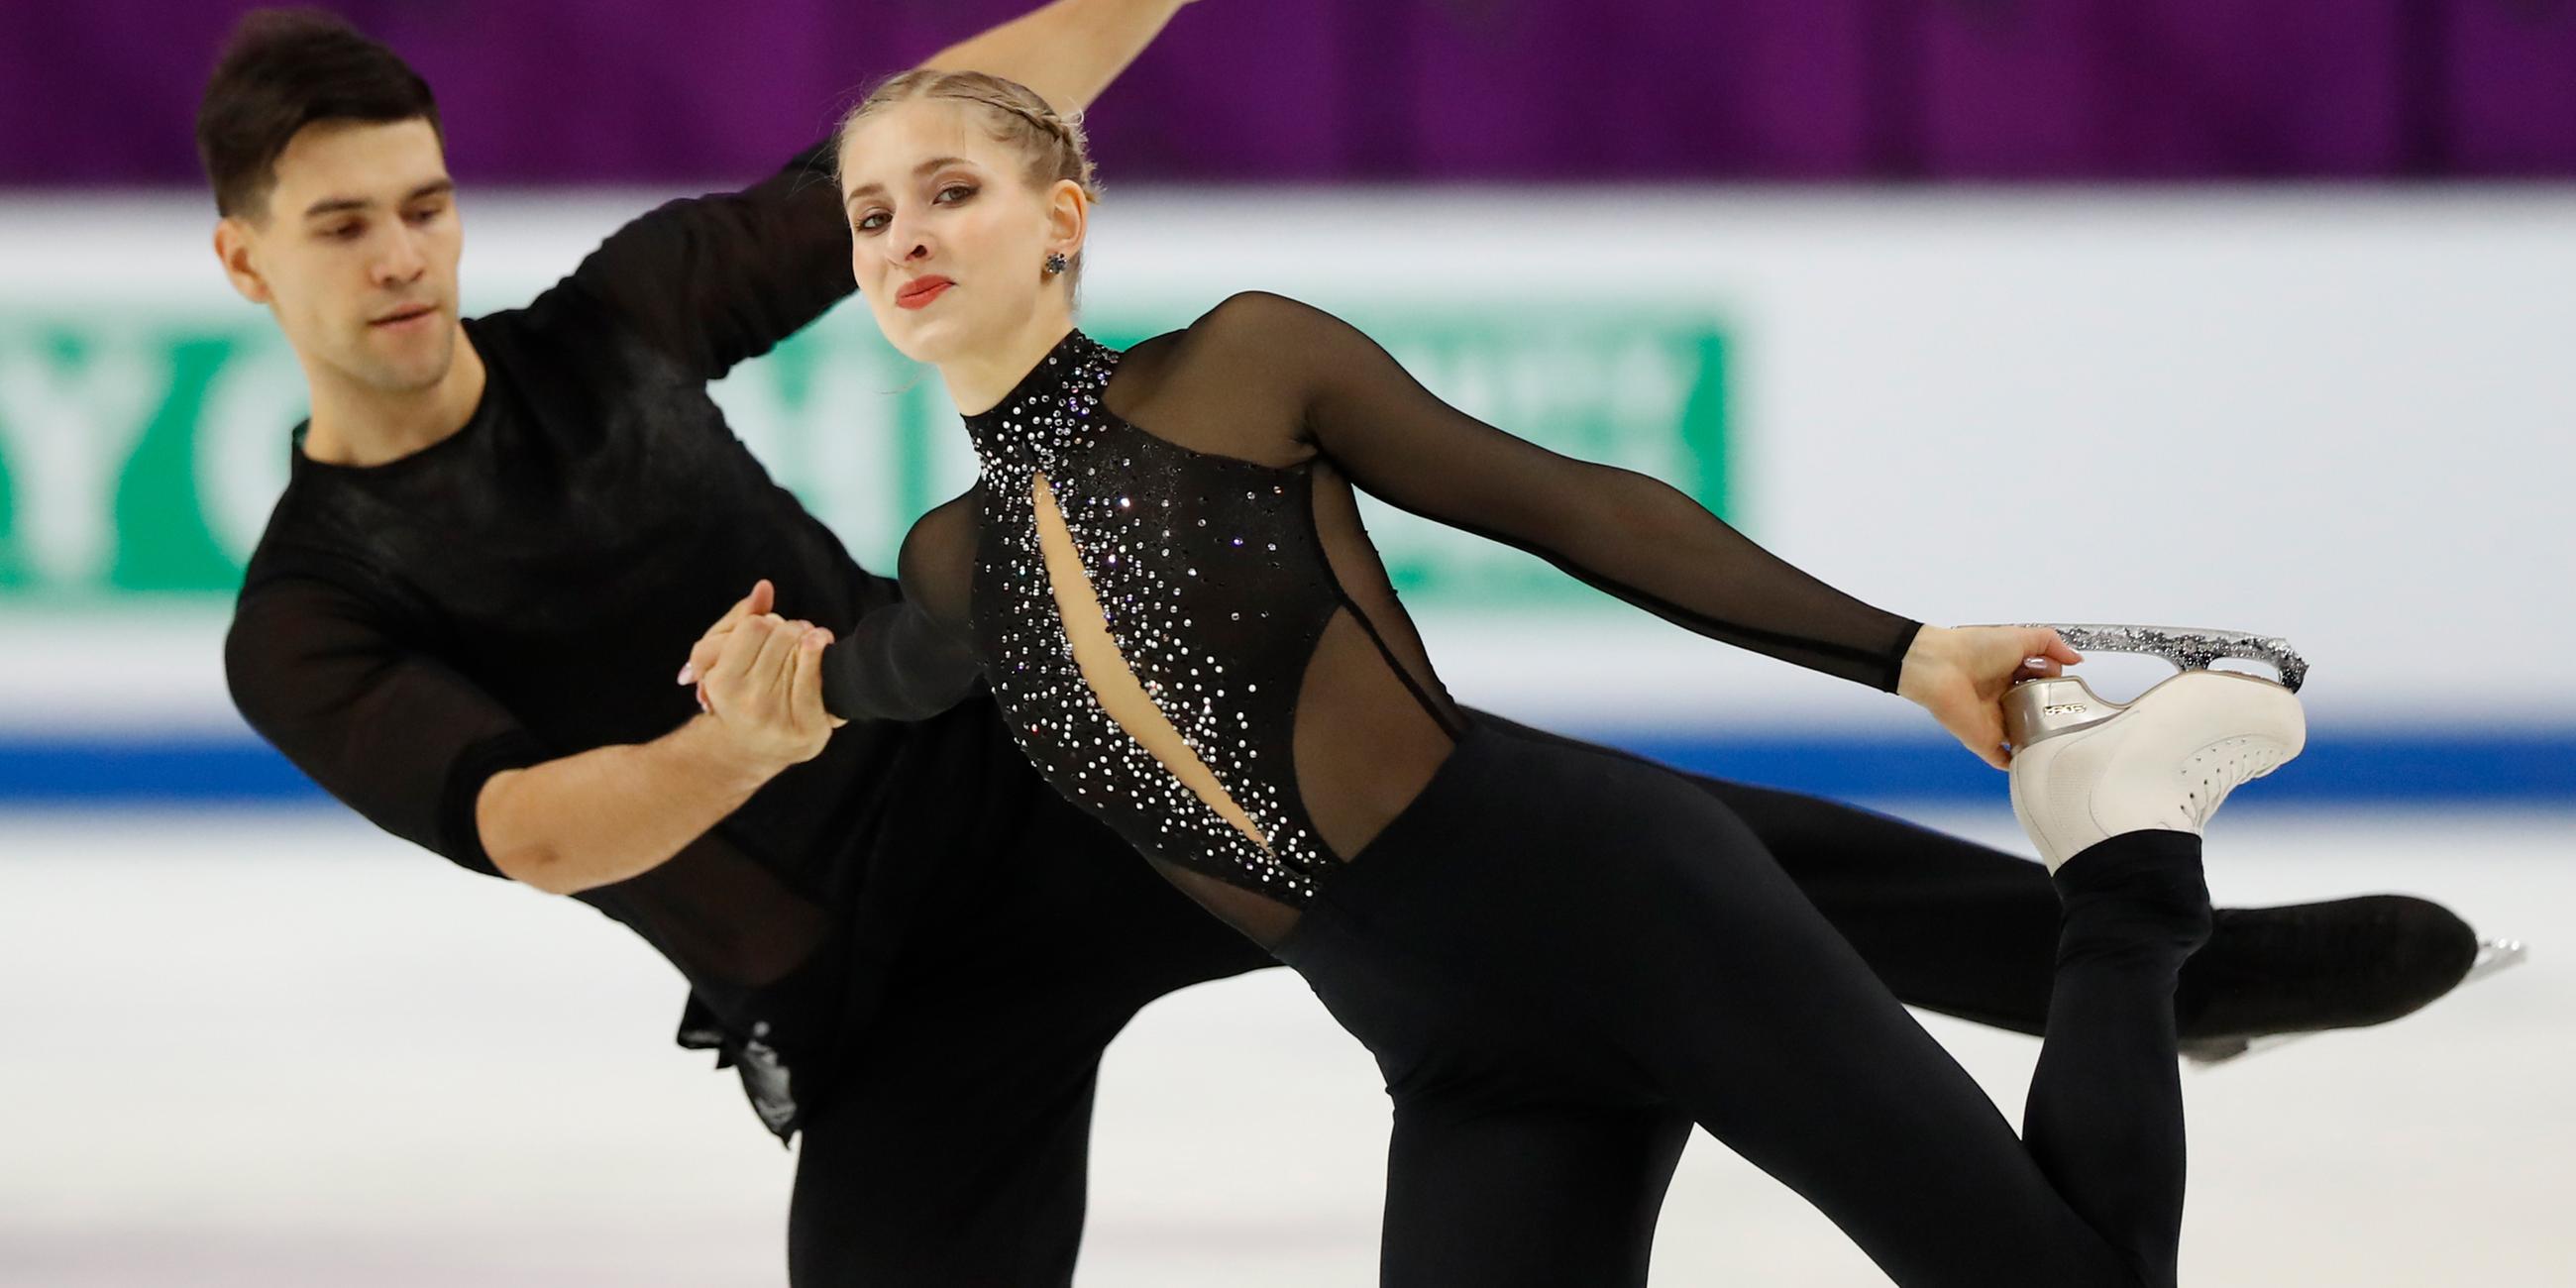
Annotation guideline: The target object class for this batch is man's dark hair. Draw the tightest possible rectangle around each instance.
[195,8,442,221]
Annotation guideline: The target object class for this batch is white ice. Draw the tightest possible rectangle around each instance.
[0,805,2567,1286]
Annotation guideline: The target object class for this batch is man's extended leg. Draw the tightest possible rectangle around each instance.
[1687,773,2479,1042]
[1476,712,2477,1041]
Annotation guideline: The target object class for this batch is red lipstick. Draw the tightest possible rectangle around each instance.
[897,276,954,310]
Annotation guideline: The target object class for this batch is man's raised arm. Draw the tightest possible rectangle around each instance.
[921,0,1202,113]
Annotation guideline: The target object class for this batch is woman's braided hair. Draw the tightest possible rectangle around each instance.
[834,68,1101,297]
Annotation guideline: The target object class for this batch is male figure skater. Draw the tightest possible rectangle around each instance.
[205,6,2479,1284]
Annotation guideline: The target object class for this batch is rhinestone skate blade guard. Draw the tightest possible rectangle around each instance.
[2010,624,2308,694]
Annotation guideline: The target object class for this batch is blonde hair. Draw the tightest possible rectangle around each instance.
[835,68,1101,297]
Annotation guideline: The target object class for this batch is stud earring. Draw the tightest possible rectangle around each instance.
[1043,252,1069,275]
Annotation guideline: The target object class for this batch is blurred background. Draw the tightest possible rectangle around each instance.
[3,1,2571,1284]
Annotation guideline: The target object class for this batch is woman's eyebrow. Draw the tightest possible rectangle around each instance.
[843,158,974,210]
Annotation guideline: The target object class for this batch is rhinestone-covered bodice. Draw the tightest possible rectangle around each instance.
[962,331,1344,902]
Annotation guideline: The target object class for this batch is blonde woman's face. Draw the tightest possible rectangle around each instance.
[836,100,1065,365]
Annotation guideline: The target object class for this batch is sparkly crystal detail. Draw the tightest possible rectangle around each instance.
[2014,623,2308,693]
[962,331,1341,902]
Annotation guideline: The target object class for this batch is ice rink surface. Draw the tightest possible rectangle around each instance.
[2,805,2567,1286]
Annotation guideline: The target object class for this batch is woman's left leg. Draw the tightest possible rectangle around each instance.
[1383,722,2207,1286]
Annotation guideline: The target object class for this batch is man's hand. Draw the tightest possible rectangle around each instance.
[682,583,843,772]
[473,579,857,896]
[1896,624,2084,770]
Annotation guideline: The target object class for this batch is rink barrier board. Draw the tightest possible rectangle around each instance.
[3,730,2567,806]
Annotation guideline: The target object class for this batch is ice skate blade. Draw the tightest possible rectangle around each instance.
[2465,937,2529,985]
[2182,1032,2305,1068]
[2185,937,2529,1071]
[1990,623,2308,693]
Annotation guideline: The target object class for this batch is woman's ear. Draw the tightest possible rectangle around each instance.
[1045,177,1088,261]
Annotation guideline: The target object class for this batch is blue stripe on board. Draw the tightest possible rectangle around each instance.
[1,731,2570,806]
[1624,730,2576,807]
[0,739,327,803]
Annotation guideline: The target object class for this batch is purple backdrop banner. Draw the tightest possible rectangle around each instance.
[4,0,2573,188]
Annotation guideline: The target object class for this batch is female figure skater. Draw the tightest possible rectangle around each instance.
[712,69,2309,1286]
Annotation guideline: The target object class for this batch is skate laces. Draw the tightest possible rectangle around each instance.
[2179,738,2281,829]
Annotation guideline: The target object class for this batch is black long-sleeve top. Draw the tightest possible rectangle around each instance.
[222,141,1049,1137]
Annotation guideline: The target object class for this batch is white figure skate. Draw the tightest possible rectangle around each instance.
[1998,625,2308,872]
[1995,627,2525,1066]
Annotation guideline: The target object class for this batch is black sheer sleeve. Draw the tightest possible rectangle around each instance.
[820,487,983,721]
[1205,292,1924,693]
[225,576,549,876]
[562,140,852,380]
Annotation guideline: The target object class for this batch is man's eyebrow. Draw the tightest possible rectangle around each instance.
[842,158,975,209]
[301,177,456,220]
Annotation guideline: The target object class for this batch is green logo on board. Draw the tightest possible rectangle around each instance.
[0,306,1727,608]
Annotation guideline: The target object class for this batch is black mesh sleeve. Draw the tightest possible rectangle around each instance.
[819,487,983,722]
[225,576,550,876]
[562,139,853,380]
[820,605,980,721]
[1204,292,1924,692]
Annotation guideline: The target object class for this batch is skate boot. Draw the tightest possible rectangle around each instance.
[2182,930,2527,1066]
[2000,624,2308,872]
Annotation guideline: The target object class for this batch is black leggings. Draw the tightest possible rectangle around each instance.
[1273,715,2211,1288]
[786,714,2223,1286]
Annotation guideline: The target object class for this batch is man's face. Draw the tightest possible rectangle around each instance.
[216,118,463,395]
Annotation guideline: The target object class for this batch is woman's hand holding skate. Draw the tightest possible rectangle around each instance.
[1896,625,2083,770]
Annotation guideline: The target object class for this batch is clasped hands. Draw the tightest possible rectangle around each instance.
[675,580,844,772]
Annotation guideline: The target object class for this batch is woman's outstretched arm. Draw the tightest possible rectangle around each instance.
[1178,291,2077,765]
[1209,291,1923,689]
